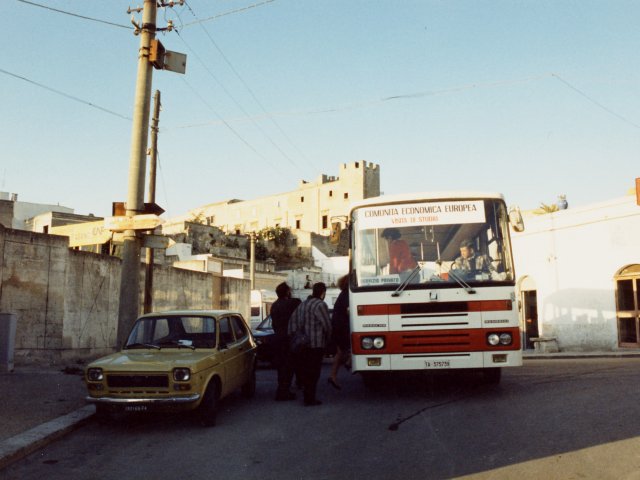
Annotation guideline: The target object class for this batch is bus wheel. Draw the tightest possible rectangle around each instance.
[361,372,383,390]
[483,368,502,384]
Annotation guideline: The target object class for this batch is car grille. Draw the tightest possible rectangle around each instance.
[106,374,169,389]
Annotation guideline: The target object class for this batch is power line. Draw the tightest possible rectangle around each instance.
[182,0,276,27]
[15,0,133,30]
[0,68,131,120]
[552,73,640,130]
[181,2,312,174]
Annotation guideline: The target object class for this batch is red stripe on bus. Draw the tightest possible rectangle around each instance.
[357,300,512,316]
[351,327,521,355]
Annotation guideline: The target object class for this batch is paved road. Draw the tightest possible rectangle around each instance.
[4,358,640,480]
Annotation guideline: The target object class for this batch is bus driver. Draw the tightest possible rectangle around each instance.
[451,239,493,278]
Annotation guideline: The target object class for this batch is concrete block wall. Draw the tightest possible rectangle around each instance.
[0,225,251,365]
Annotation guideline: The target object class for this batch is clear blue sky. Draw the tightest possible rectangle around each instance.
[2,0,639,218]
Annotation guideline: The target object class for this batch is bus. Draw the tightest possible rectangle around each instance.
[348,191,524,385]
[250,289,277,329]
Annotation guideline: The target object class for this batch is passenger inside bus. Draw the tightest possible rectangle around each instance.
[381,227,418,279]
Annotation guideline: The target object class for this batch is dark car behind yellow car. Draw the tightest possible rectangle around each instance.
[85,310,257,426]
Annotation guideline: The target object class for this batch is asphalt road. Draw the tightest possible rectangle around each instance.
[4,358,640,480]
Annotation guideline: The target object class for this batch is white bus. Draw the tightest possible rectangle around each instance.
[348,192,524,385]
[250,289,277,329]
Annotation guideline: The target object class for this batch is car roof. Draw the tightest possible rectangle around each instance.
[137,310,243,319]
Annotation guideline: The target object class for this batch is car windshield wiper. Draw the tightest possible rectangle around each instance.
[124,342,161,350]
[156,340,196,350]
[391,264,422,297]
[448,269,476,294]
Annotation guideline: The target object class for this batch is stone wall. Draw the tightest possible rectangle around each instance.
[0,225,251,365]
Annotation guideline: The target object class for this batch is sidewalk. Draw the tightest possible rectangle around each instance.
[2,351,640,470]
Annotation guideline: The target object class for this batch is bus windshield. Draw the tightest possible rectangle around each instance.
[351,198,515,289]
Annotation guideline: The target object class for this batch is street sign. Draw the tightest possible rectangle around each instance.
[143,234,173,249]
[104,214,163,232]
[50,220,111,247]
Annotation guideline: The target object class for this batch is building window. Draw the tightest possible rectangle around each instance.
[206,215,215,225]
[329,190,333,197]
[344,192,349,199]
[301,196,304,203]
[615,265,640,347]
[322,215,328,229]
[295,219,301,229]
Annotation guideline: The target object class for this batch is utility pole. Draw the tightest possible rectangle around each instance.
[117,0,157,347]
[144,90,161,314]
[249,232,256,290]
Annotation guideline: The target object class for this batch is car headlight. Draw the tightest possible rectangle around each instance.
[87,368,103,382]
[487,333,500,346]
[499,333,512,345]
[173,368,191,382]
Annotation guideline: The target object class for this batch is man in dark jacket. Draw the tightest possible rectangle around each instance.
[288,282,332,406]
[270,282,301,401]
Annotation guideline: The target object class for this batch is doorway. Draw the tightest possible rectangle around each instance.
[519,276,539,350]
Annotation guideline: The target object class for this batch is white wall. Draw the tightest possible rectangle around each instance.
[512,196,640,351]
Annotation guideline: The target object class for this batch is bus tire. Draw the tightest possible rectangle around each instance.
[483,368,502,384]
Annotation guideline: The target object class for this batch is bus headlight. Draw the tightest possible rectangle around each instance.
[361,336,385,350]
[487,332,513,346]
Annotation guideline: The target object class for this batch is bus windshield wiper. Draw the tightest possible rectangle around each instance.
[448,269,476,294]
[391,264,422,297]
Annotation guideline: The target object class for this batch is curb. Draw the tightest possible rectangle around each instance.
[0,405,95,471]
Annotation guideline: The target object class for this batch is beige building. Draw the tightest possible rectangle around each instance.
[173,161,380,236]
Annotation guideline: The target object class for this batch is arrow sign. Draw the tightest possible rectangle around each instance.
[104,214,163,232]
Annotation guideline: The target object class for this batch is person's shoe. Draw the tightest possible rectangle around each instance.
[304,399,322,406]
[328,378,341,390]
[275,391,296,401]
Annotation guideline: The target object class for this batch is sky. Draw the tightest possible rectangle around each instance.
[2,0,639,219]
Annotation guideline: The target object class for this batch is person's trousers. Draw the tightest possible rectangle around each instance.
[299,347,324,403]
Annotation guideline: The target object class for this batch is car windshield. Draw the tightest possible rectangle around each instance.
[256,316,273,330]
[351,198,515,289]
[125,315,216,349]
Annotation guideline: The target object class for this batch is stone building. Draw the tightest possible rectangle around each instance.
[167,161,380,236]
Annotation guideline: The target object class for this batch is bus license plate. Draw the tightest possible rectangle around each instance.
[425,360,450,368]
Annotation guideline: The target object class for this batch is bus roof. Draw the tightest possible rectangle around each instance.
[349,191,505,211]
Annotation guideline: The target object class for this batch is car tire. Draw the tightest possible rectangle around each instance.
[241,364,257,399]
[198,379,220,427]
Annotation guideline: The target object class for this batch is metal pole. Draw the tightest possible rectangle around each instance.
[144,90,161,314]
[249,232,256,289]
[117,0,156,347]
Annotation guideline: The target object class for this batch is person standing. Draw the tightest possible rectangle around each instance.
[381,228,417,275]
[288,282,332,406]
[328,274,350,390]
[270,282,301,401]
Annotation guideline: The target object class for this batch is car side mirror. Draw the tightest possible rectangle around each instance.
[508,206,525,233]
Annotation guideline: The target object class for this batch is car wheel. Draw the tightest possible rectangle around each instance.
[94,403,111,423]
[241,364,256,399]
[198,379,220,427]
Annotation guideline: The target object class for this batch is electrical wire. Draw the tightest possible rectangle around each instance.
[181,2,312,174]
[0,68,132,120]
[182,0,276,27]
[15,0,133,30]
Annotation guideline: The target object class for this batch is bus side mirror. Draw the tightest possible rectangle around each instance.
[509,206,525,233]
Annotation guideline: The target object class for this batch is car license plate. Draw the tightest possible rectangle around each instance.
[425,360,450,368]
[125,405,148,412]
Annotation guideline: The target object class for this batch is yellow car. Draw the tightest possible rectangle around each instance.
[85,310,257,426]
